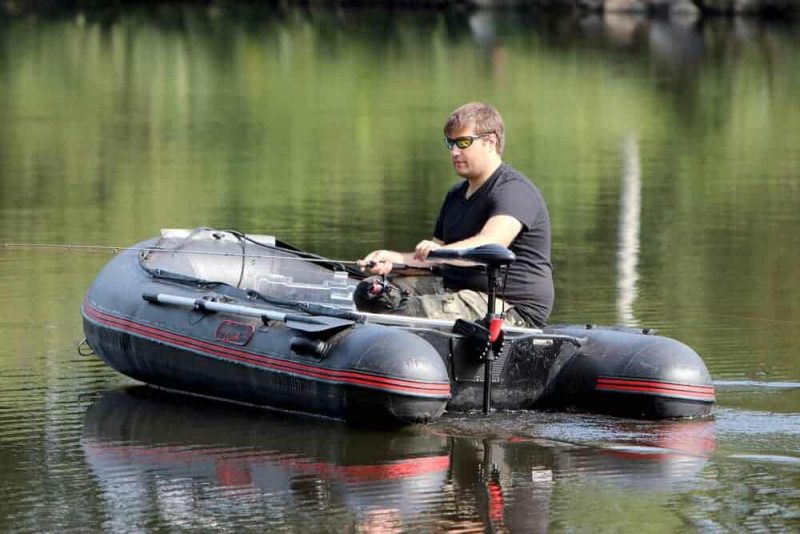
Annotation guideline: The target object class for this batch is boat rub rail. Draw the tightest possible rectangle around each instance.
[82,299,452,398]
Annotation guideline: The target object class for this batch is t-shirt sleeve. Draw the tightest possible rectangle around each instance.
[489,177,540,231]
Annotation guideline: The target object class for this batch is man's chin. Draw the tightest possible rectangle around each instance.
[453,165,470,178]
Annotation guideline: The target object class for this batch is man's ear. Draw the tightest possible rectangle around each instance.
[489,133,499,153]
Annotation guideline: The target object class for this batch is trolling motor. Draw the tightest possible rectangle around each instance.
[354,244,516,414]
[427,244,516,414]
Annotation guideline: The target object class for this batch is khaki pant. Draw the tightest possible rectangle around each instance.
[357,275,529,327]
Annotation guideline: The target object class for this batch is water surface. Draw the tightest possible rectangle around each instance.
[0,7,798,532]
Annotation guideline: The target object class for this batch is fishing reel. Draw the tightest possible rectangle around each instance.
[353,275,406,313]
[366,276,393,298]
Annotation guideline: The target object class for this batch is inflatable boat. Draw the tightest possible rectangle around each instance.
[81,228,715,425]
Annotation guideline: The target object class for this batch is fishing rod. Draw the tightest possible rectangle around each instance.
[1,241,352,263]
[0,241,418,270]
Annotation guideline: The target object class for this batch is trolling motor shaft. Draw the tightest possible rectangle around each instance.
[426,244,516,415]
[482,265,506,414]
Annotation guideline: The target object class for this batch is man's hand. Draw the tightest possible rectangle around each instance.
[414,240,442,261]
[358,250,404,276]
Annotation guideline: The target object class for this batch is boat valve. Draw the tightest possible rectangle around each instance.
[290,336,328,358]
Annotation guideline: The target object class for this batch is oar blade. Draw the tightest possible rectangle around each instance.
[283,315,354,335]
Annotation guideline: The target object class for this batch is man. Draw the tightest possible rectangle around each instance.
[358,102,553,327]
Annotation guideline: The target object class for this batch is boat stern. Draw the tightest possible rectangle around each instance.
[546,325,715,419]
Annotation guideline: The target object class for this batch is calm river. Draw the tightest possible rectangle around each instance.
[1,5,798,532]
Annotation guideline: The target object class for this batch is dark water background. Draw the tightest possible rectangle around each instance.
[1,6,798,532]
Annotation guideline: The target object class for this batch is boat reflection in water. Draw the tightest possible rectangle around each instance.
[82,388,715,531]
[445,417,715,532]
[81,387,450,532]
[549,419,717,492]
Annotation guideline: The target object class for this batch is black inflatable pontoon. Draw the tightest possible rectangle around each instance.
[82,228,714,425]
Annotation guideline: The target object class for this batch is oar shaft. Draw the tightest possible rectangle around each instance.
[143,293,290,322]
[142,292,356,336]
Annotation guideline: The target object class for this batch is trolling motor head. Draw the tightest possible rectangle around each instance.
[426,243,515,268]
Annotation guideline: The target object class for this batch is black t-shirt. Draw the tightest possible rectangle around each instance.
[433,163,554,326]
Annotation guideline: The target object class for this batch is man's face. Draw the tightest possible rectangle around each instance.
[445,124,496,181]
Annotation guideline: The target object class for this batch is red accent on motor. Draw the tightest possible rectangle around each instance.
[489,316,503,343]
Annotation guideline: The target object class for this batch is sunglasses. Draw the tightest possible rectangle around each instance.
[443,133,492,150]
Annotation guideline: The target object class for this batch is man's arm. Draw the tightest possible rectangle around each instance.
[362,214,521,274]
[415,215,522,260]
[360,245,439,276]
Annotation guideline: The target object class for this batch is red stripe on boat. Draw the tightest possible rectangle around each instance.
[82,300,451,398]
[596,376,715,401]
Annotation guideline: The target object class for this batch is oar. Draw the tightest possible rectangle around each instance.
[142,293,355,334]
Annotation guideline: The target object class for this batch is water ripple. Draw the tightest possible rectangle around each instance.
[714,380,800,389]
